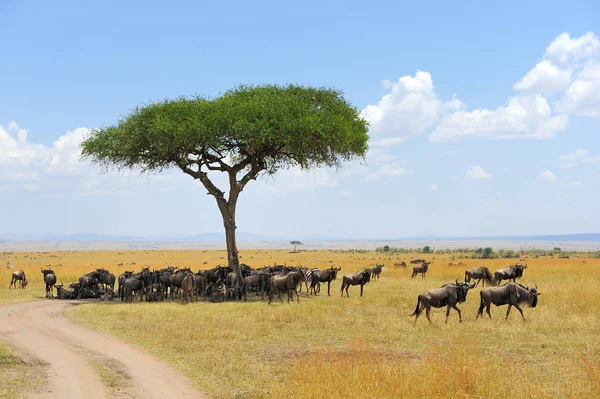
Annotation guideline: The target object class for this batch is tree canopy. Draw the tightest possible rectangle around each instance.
[81,84,369,180]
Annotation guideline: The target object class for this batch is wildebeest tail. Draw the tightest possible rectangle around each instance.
[409,295,421,317]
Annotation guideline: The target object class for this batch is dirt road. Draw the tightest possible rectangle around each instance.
[0,300,204,398]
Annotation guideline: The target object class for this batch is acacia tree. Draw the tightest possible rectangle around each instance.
[81,85,369,281]
[290,241,303,252]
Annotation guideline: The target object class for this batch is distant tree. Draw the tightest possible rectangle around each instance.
[290,241,303,252]
[81,84,369,282]
[423,246,431,254]
[383,245,390,252]
[482,247,494,259]
[554,247,561,251]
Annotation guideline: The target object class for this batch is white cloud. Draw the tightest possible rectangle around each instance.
[428,184,438,192]
[567,181,582,187]
[0,122,91,184]
[559,148,600,166]
[513,60,572,95]
[556,62,600,116]
[362,162,411,182]
[537,170,557,182]
[362,71,463,146]
[465,166,492,179]
[431,95,568,142]
[544,32,600,66]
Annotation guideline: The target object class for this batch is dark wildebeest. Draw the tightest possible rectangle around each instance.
[118,271,133,300]
[41,269,57,297]
[193,272,209,301]
[411,262,431,279]
[395,261,407,268]
[96,269,116,291]
[69,282,80,297]
[410,259,426,264]
[205,266,233,286]
[410,280,476,324]
[79,271,101,297]
[477,282,540,321]
[309,266,341,296]
[55,283,76,299]
[169,268,192,300]
[180,273,195,304]
[372,264,384,281]
[243,273,269,300]
[225,272,245,301]
[493,264,527,286]
[464,267,494,287]
[122,271,152,302]
[340,269,371,297]
[9,270,28,289]
[268,271,303,304]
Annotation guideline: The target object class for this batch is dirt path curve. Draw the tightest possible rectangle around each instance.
[0,300,205,399]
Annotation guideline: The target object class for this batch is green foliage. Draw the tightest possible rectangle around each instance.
[383,245,390,252]
[423,246,431,254]
[481,247,494,259]
[81,84,369,175]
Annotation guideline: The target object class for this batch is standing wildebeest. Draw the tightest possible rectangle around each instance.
[79,271,101,297]
[340,269,371,297]
[464,267,494,287]
[309,266,341,296]
[371,264,384,281]
[118,271,133,300]
[394,261,407,268]
[410,280,475,324]
[169,268,192,300]
[41,269,57,297]
[411,262,431,279]
[9,270,28,289]
[225,272,245,301]
[180,273,195,304]
[268,271,303,304]
[243,273,269,300]
[493,264,527,286]
[476,282,540,321]
[96,269,116,291]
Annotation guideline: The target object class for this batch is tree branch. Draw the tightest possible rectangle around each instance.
[176,160,225,198]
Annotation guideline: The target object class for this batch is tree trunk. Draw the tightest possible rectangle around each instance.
[216,185,243,289]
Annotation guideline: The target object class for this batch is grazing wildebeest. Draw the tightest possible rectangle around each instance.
[477,282,540,321]
[410,280,476,324]
[372,264,384,281]
[268,271,303,304]
[394,261,407,268]
[464,267,494,287]
[9,270,28,289]
[410,259,426,264]
[309,266,341,296]
[180,273,195,304]
[55,283,76,299]
[340,269,371,297]
[118,271,133,300]
[41,269,57,297]
[411,262,431,279]
[493,264,527,286]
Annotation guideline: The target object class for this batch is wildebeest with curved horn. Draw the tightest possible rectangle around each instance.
[493,264,527,286]
[409,280,475,324]
[340,269,371,297]
[411,261,431,279]
[41,269,57,297]
[55,283,76,299]
[464,266,494,287]
[9,270,28,289]
[96,268,116,291]
[79,271,101,298]
[476,282,540,321]
[309,266,341,296]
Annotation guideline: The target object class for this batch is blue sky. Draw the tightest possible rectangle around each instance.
[1,0,599,239]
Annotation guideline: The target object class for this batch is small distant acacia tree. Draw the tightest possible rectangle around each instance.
[81,85,369,282]
[290,241,303,252]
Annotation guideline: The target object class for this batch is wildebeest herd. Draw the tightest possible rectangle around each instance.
[9,261,540,322]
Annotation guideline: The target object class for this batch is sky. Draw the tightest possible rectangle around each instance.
[1,0,599,239]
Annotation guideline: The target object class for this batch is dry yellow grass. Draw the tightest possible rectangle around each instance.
[2,249,600,398]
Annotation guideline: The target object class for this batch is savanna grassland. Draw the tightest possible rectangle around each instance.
[1,249,600,398]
